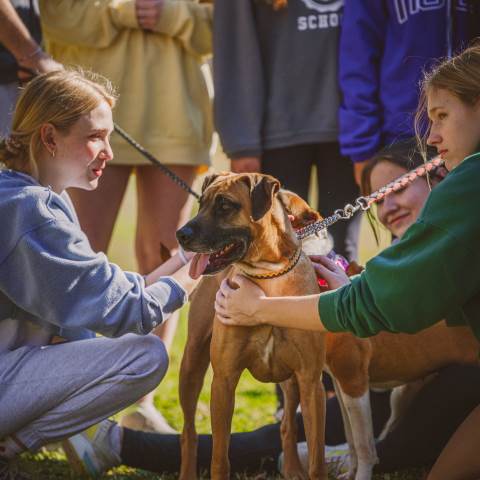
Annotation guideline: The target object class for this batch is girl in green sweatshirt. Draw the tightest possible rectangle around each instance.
[216,44,480,480]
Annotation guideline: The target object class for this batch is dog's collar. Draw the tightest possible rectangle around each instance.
[240,246,302,280]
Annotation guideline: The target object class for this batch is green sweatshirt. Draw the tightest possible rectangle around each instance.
[320,152,480,340]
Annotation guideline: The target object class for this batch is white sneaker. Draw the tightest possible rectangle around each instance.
[325,443,350,476]
[278,442,350,477]
[120,404,177,434]
[62,420,121,478]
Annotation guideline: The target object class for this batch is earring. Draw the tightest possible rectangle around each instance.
[51,149,56,158]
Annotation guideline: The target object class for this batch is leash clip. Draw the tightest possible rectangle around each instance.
[334,203,360,220]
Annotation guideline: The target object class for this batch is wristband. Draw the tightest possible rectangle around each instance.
[178,246,189,266]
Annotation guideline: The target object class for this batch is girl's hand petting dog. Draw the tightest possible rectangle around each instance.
[309,255,351,290]
[215,275,266,326]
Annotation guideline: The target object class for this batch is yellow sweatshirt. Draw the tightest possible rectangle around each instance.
[39,0,213,167]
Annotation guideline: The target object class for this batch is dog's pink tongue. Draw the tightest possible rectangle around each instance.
[189,253,211,279]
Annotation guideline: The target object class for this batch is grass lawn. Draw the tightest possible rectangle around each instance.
[18,153,426,479]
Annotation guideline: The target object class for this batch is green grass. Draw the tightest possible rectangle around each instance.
[18,158,422,479]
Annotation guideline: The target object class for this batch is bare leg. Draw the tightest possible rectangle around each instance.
[135,165,196,351]
[427,404,480,480]
[68,165,132,253]
[135,164,196,272]
[132,165,197,430]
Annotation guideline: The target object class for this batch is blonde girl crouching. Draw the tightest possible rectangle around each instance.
[0,69,199,477]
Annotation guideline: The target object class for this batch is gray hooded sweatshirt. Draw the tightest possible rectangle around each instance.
[213,0,343,158]
[0,170,186,352]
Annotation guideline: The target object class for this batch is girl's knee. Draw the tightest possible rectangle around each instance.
[112,334,169,396]
[135,334,169,388]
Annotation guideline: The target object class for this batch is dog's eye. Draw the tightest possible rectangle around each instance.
[215,197,239,214]
[219,200,232,211]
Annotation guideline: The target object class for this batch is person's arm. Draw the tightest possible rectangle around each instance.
[213,0,265,161]
[215,275,325,331]
[216,221,462,336]
[149,0,213,58]
[39,0,140,49]
[144,249,200,295]
[217,163,480,337]
[0,217,189,338]
[215,255,349,330]
[339,0,386,163]
[0,0,62,74]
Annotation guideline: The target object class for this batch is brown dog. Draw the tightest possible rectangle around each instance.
[176,173,330,480]
[178,174,480,480]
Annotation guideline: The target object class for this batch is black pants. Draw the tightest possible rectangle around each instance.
[262,143,360,261]
[121,365,480,476]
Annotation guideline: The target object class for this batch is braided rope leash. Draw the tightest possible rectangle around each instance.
[295,157,445,240]
[114,123,201,200]
[113,122,443,239]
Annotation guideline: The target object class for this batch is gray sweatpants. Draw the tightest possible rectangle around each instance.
[0,334,168,451]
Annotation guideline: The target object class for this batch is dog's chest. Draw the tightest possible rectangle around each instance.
[259,333,275,366]
[246,327,299,383]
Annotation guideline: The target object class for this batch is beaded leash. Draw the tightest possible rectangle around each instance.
[115,119,444,242]
[295,157,445,241]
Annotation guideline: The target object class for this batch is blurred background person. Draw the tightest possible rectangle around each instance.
[213,0,359,414]
[339,0,480,184]
[0,0,62,137]
[213,0,360,263]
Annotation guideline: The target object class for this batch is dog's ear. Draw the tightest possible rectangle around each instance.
[250,175,281,221]
[201,173,220,194]
[277,189,321,228]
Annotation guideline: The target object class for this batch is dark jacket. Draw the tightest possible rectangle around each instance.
[339,0,479,162]
[214,0,343,159]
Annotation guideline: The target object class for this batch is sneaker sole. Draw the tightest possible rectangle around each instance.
[61,439,98,477]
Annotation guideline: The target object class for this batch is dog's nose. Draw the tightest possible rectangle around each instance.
[176,224,195,247]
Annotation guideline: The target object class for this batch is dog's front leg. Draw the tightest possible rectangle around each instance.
[337,389,378,480]
[333,379,357,478]
[279,377,307,479]
[297,373,328,480]
[179,335,212,480]
[210,368,242,480]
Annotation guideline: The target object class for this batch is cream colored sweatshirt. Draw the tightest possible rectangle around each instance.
[39,0,213,167]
